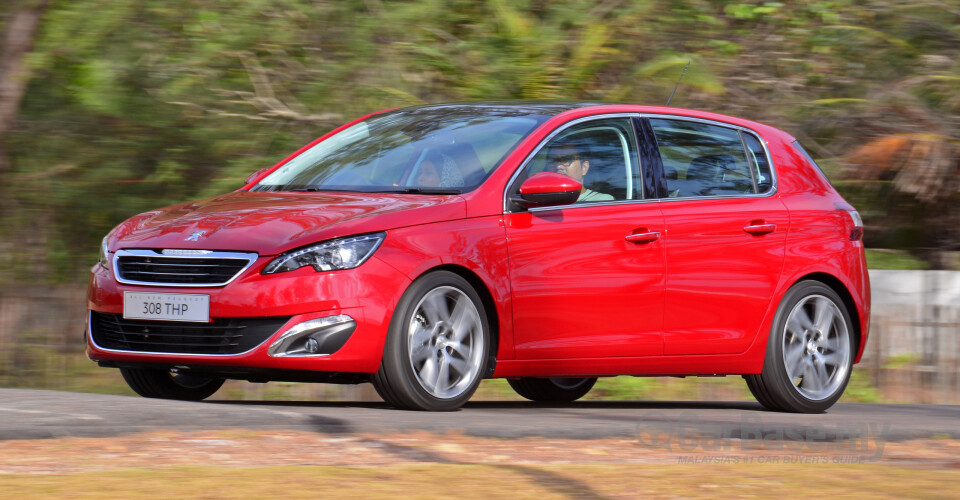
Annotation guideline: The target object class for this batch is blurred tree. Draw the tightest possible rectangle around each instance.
[2,0,959,283]
[0,0,52,279]
[844,131,959,268]
[0,0,50,191]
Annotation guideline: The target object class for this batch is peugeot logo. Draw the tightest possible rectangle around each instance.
[185,231,206,242]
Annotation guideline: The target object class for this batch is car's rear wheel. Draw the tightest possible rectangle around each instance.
[372,271,490,411]
[746,280,854,413]
[508,377,597,402]
[120,368,224,401]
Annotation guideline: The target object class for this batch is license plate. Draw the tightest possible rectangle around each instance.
[123,292,210,323]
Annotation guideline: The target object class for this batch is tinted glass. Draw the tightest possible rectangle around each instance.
[253,106,551,193]
[650,119,754,198]
[517,118,642,202]
[742,132,773,193]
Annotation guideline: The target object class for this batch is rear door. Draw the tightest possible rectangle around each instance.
[648,116,789,355]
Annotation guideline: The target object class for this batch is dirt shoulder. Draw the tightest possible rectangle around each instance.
[2,431,960,499]
[2,429,959,475]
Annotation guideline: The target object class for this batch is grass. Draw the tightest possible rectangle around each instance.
[865,248,931,270]
[2,347,887,403]
[588,375,754,402]
[1,464,958,499]
[839,369,883,403]
[0,346,135,397]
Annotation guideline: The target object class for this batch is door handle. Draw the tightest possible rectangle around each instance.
[743,223,776,235]
[625,231,660,244]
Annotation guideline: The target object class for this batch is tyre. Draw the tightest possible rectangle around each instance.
[371,271,490,411]
[508,377,597,402]
[746,280,854,413]
[120,368,224,401]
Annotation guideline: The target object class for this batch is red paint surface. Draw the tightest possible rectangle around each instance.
[88,104,870,379]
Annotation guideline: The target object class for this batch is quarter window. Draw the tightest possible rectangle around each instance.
[650,119,759,198]
[742,133,773,193]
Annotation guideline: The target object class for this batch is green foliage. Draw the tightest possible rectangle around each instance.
[865,249,930,270]
[3,0,959,282]
[591,376,662,400]
[588,375,753,401]
[839,369,883,403]
[634,54,725,95]
[723,2,784,20]
[882,353,920,370]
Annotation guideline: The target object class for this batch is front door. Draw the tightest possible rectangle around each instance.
[504,116,666,359]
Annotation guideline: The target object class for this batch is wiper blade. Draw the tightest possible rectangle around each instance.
[273,186,461,195]
[286,187,364,193]
[377,188,462,195]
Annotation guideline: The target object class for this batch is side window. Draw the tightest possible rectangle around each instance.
[519,118,642,203]
[649,119,755,198]
[742,133,773,193]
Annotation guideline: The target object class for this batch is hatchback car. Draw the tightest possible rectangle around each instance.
[87,103,870,412]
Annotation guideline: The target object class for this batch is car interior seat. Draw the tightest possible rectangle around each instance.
[442,143,486,188]
[686,154,748,196]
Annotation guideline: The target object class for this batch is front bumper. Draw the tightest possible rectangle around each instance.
[86,254,411,374]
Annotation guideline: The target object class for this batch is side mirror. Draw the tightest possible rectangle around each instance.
[512,172,582,209]
[245,168,270,185]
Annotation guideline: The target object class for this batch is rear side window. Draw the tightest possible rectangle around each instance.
[649,118,764,198]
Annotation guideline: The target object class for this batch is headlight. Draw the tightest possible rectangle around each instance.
[98,236,110,270]
[263,232,385,274]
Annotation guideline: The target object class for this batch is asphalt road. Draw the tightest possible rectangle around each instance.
[1,389,957,448]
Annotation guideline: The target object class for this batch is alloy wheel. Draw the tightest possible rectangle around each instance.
[781,294,851,401]
[407,286,484,399]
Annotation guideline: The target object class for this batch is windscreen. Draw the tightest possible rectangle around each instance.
[252,107,550,194]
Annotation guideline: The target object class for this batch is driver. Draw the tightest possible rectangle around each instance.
[548,137,613,202]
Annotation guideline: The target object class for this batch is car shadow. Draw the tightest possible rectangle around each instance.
[207,399,769,412]
[465,400,769,411]
[210,399,391,408]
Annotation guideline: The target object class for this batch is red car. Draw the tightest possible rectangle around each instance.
[87,103,870,412]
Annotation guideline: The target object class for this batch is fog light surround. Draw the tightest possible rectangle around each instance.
[268,315,356,357]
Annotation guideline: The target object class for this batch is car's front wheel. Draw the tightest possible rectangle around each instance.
[372,271,490,411]
[508,377,597,402]
[745,280,854,413]
[120,368,224,401]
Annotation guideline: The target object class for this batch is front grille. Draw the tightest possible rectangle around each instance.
[90,311,291,355]
[114,250,258,286]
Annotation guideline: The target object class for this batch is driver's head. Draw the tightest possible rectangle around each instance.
[548,137,590,184]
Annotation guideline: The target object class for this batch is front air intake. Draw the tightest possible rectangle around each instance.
[89,311,290,355]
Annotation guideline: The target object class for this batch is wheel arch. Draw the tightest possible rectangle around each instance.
[419,264,500,377]
[792,272,862,360]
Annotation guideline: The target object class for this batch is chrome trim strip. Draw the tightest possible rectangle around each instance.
[527,197,660,214]
[267,314,356,357]
[87,310,283,358]
[112,249,259,288]
[503,112,782,214]
[502,113,642,214]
